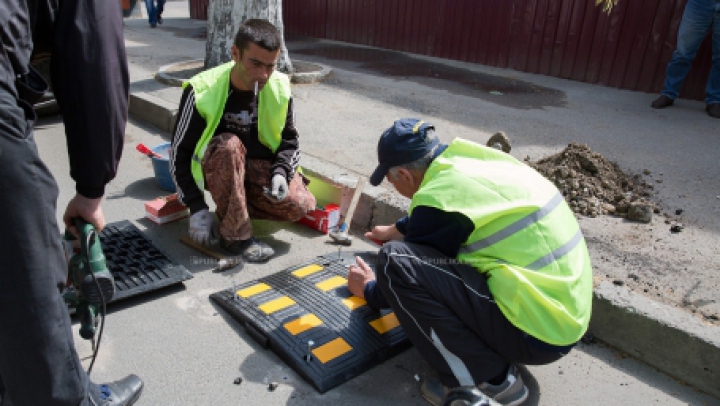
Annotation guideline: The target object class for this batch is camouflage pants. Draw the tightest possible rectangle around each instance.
[202,133,316,242]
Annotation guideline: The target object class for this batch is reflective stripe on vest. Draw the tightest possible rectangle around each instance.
[409,138,593,346]
[183,61,290,190]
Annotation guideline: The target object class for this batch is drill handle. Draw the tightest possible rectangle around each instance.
[78,303,98,340]
[73,218,106,274]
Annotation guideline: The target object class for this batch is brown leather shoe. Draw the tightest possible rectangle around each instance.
[707,103,720,118]
[651,95,674,109]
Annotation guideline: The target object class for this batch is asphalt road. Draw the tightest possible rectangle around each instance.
[124,1,720,324]
[33,114,717,406]
[21,1,720,404]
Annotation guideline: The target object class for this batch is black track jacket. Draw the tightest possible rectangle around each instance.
[1,0,129,198]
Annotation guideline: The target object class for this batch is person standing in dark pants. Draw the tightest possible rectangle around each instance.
[347,119,593,406]
[145,0,166,28]
[651,0,720,118]
[0,0,143,405]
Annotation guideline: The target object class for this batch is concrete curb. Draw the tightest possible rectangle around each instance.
[591,282,719,397]
[155,59,204,87]
[155,59,333,88]
[290,60,333,84]
[127,90,720,399]
[129,92,178,133]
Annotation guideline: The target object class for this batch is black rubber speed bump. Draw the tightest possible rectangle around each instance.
[99,220,192,302]
[210,250,411,393]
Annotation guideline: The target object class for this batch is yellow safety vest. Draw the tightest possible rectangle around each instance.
[184,61,290,189]
[409,138,593,346]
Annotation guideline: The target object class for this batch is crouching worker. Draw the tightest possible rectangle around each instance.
[171,19,316,262]
[347,119,593,405]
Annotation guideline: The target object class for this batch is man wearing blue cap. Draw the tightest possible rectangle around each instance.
[347,119,593,406]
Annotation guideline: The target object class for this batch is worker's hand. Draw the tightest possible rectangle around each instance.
[347,256,375,298]
[189,208,217,245]
[365,224,402,243]
[270,174,289,201]
[63,194,105,238]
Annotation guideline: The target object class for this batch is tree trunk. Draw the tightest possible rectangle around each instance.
[205,0,293,73]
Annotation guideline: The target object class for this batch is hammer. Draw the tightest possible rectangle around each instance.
[329,177,366,246]
[179,235,242,271]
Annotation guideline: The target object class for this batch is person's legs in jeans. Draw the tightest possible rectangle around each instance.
[705,2,720,104]
[662,0,715,99]
[156,0,166,24]
[0,88,89,405]
[144,0,158,26]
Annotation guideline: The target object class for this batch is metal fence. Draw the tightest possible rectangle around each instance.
[282,0,713,101]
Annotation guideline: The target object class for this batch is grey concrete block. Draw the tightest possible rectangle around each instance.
[590,281,720,398]
[156,59,204,87]
[290,60,333,84]
[129,92,178,133]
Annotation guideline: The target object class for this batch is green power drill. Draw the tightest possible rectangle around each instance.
[62,218,116,342]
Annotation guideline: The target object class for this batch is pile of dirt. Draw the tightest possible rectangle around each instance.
[525,143,658,221]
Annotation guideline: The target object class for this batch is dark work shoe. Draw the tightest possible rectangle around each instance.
[157,15,163,24]
[150,23,157,28]
[221,236,274,262]
[707,103,720,118]
[420,375,449,406]
[477,364,528,406]
[651,95,674,109]
[89,375,143,406]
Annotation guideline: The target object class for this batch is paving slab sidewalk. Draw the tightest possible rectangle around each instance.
[118,1,720,401]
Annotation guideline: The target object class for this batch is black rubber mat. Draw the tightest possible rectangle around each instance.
[100,220,193,302]
[210,250,411,393]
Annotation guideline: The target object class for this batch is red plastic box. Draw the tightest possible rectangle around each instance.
[297,203,340,234]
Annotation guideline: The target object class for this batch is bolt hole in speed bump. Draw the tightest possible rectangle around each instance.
[210,250,411,393]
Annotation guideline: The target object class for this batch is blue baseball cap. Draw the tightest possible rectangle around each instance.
[369,118,445,186]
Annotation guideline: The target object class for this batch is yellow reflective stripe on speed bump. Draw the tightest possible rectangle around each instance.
[259,296,296,314]
[284,314,323,335]
[370,312,401,334]
[312,337,352,363]
[316,276,346,292]
[237,283,271,298]
[341,296,366,310]
[292,264,324,278]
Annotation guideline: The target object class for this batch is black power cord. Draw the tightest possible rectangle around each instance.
[84,230,107,376]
